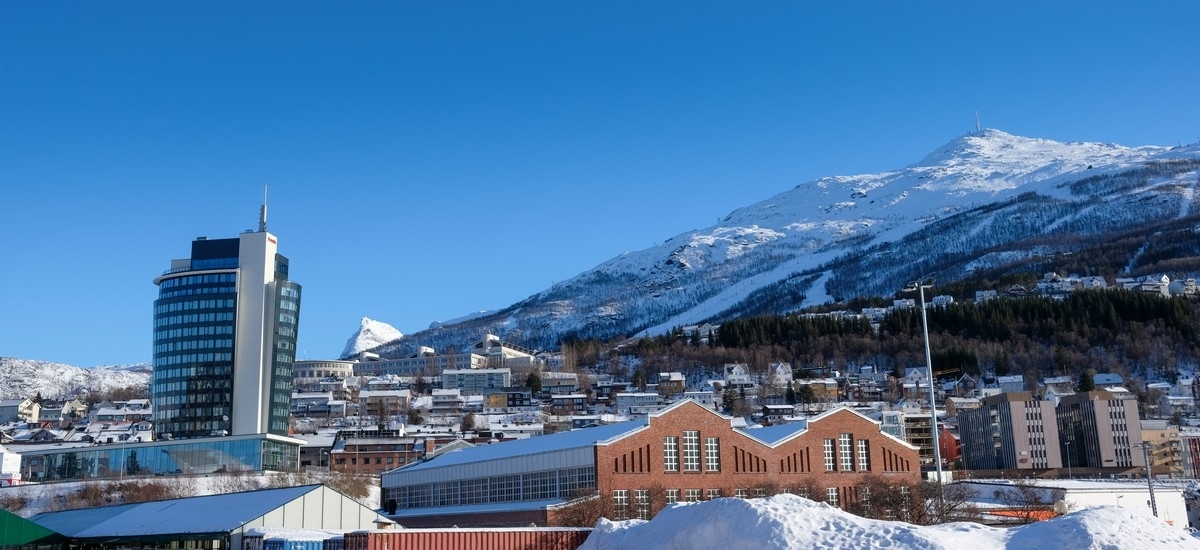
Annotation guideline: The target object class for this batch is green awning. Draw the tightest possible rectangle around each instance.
[0,507,62,547]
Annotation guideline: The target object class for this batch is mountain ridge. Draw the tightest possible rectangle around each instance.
[0,358,150,401]
[356,129,1200,357]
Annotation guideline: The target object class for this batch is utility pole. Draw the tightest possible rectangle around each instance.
[904,278,944,515]
[1141,443,1158,517]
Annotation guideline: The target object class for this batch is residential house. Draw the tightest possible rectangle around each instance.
[723,364,756,391]
[1140,420,1184,478]
[1093,373,1124,389]
[539,371,579,398]
[0,399,40,424]
[1159,394,1195,418]
[996,375,1026,394]
[550,394,588,414]
[657,372,687,397]
[944,397,981,419]
[429,389,464,415]
[358,389,412,421]
[614,392,663,416]
[767,363,794,390]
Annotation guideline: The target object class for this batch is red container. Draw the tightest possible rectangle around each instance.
[344,528,592,550]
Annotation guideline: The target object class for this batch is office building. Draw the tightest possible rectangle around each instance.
[151,207,301,439]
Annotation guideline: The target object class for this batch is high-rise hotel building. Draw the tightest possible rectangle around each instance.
[152,210,301,440]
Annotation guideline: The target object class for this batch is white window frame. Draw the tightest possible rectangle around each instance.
[663,436,678,472]
[613,489,629,520]
[683,431,700,472]
[824,439,835,471]
[705,437,720,471]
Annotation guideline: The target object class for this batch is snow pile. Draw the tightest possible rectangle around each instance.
[340,317,404,358]
[245,526,345,540]
[579,493,1199,550]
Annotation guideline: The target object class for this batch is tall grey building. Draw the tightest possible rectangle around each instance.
[152,207,301,439]
[957,392,1062,471]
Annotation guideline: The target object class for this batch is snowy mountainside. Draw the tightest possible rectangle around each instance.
[359,129,1200,356]
[0,357,151,401]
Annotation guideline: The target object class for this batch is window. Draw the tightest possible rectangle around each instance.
[840,434,853,471]
[685,489,701,502]
[826,487,839,506]
[705,437,721,471]
[635,489,651,519]
[857,439,870,471]
[753,487,766,497]
[824,439,835,471]
[613,490,630,520]
[683,431,700,471]
[665,489,679,503]
[707,488,721,500]
[735,488,747,498]
[663,436,679,472]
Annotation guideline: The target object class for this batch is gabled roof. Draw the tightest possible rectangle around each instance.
[30,485,332,539]
[0,507,62,545]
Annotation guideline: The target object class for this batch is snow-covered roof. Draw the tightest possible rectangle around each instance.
[396,419,648,473]
[29,485,360,538]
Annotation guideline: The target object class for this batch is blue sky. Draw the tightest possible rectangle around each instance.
[3,2,1198,367]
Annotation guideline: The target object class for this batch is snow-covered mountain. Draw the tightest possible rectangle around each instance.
[341,317,404,358]
[0,357,151,401]
[357,129,1200,357]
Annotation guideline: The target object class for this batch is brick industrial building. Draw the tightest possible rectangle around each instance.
[381,399,920,527]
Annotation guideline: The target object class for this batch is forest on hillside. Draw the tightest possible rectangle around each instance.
[579,290,1200,397]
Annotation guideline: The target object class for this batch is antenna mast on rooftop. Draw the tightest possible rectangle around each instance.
[975,112,981,133]
[259,185,268,232]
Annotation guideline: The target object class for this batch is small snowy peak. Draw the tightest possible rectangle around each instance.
[340,317,403,359]
[579,493,1199,550]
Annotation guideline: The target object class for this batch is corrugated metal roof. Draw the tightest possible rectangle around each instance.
[394,420,646,473]
[30,484,323,538]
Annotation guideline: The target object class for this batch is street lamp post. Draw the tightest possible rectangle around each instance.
[905,279,943,485]
[1065,440,1072,479]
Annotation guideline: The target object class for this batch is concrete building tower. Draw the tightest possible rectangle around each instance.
[151,206,301,439]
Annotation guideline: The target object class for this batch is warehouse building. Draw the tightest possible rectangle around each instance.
[381,399,919,526]
[28,484,388,550]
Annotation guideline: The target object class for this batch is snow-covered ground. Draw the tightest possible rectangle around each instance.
[579,493,1200,550]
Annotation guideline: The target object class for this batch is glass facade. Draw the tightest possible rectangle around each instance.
[152,235,301,440]
[153,270,238,439]
[384,466,596,510]
[20,436,300,482]
[270,279,301,434]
